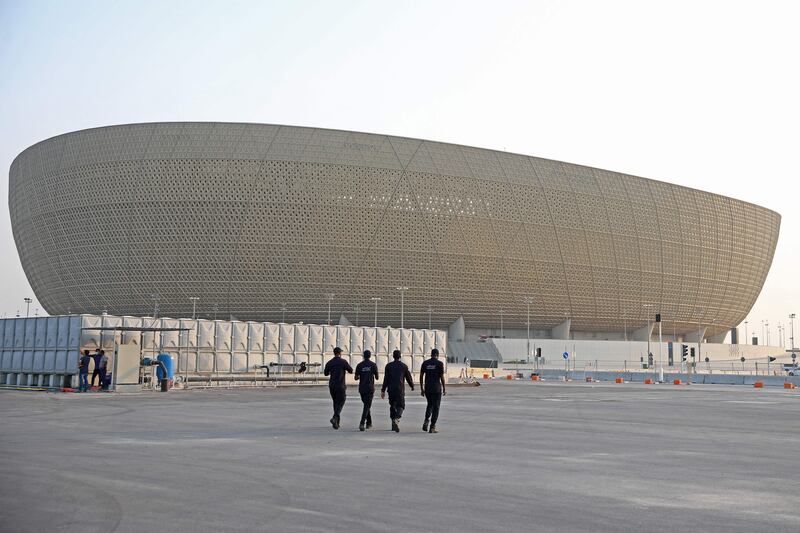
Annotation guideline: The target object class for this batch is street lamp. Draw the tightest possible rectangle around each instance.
[151,294,160,319]
[23,297,32,317]
[280,303,287,323]
[657,310,664,382]
[396,287,408,329]
[696,311,704,350]
[790,313,796,351]
[524,297,535,360]
[692,308,704,384]
[427,306,433,330]
[326,293,335,326]
[744,320,748,345]
[499,309,504,339]
[354,304,361,327]
[189,296,199,319]
[371,297,381,327]
[765,320,770,346]
[643,304,653,366]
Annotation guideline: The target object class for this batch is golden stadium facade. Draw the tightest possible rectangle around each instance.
[8,123,780,340]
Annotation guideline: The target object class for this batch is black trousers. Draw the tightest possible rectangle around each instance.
[424,392,442,426]
[359,390,374,424]
[91,368,101,386]
[388,393,405,420]
[329,386,346,420]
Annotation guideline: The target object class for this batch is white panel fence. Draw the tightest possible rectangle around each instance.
[0,315,448,388]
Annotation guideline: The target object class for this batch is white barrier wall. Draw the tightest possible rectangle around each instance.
[247,322,264,353]
[0,315,447,379]
[491,337,789,370]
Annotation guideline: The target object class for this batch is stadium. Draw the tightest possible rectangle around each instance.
[9,122,780,344]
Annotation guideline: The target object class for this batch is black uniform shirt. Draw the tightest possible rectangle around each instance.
[421,358,445,394]
[324,356,353,389]
[78,355,92,374]
[381,360,413,396]
[354,360,379,393]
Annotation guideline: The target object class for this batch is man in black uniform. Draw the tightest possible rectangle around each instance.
[323,347,353,429]
[90,349,103,388]
[420,348,446,433]
[380,350,414,432]
[354,349,379,431]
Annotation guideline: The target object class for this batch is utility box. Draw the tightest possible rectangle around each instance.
[114,344,141,391]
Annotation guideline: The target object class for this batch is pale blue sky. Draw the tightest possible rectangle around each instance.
[1,0,798,344]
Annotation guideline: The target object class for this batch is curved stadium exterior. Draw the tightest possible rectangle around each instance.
[9,123,780,340]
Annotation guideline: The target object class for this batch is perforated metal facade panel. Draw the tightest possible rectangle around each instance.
[9,122,780,338]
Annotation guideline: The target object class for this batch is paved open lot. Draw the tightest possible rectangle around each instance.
[1,381,799,532]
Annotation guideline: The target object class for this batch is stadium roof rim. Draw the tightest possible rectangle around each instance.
[13,120,780,218]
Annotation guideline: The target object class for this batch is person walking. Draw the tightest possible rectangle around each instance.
[90,349,103,388]
[380,350,414,432]
[354,349,379,431]
[420,348,446,433]
[78,350,91,392]
[98,349,109,389]
[323,347,353,429]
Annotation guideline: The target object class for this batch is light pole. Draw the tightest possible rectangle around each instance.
[499,309,504,339]
[427,306,433,330]
[643,304,653,366]
[790,313,796,350]
[692,308,704,384]
[151,294,160,319]
[213,304,218,320]
[744,320,748,345]
[326,293,335,326]
[657,312,663,382]
[761,320,765,345]
[189,296,199,319]
[354,304,360,327]
[765,320,770,346]
[525,297,534,361]
[280,303,287,323]
[396,287,408,329]
[697,314,703,361]
[371,297,381,327]
[23,297,32,317]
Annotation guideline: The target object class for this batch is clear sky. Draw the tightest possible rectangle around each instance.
[1,0,798,345]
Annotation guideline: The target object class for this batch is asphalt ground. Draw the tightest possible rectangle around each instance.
[0,381,798,533]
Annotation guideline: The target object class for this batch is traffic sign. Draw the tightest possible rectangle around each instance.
[562,351,569,360]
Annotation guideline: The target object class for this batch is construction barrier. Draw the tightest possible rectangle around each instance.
[784,382,796,389]
[673,379,682,385]
[506,374,513,380]
[531,375,540,381]
[753,381,764,388]
[615,377,624,383]
[644,378,653,384]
